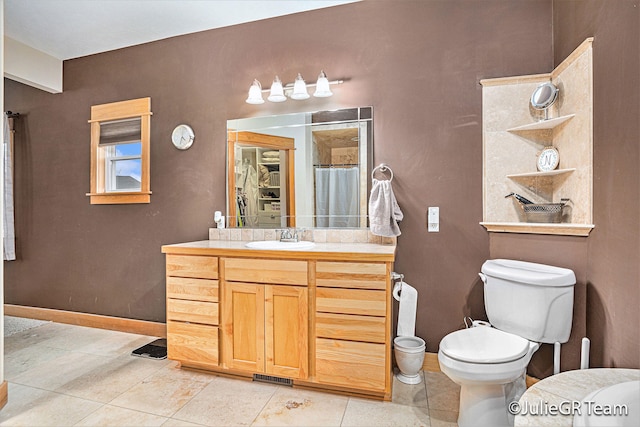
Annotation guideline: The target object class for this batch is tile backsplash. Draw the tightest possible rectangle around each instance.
[208,228,396,245]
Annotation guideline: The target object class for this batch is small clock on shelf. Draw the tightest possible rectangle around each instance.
[171,124,195,150]
[537,146,560,172]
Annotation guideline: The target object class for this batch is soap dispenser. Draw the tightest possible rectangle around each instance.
[214,211,225,229]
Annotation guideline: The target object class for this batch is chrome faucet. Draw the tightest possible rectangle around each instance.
[279,228,298,242]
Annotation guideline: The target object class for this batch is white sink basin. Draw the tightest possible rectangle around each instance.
[573,380,640,427]
[245,240,316,250]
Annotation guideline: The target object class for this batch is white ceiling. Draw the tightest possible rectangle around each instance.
[4,0,357,60]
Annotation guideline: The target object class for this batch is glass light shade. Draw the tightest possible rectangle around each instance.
[290,73,310,100]
[267,76,287,102]
[313,70,333,97]
[245,79,265,104]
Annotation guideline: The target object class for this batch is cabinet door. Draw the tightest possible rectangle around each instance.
[265,285,308,379]
[222,282,265,372]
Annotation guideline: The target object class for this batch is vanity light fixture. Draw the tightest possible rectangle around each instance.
[245,70,342,104]
[313,70,333,98]
[267,76,287,103]
[245,79,265,104]
[290,73,310,100]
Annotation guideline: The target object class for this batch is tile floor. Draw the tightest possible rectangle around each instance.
[1,318,460,426]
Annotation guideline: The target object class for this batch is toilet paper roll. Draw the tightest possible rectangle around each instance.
[394,281,418,337]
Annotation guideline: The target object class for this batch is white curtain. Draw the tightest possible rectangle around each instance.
[315,167,359,228]
[3,116,16,261]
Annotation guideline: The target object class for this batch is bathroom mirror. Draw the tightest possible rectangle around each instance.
[227,107,373,229]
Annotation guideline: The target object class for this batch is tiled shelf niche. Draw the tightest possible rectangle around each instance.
[480,38,594,237]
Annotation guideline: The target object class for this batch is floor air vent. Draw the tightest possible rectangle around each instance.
[253,373,293,386]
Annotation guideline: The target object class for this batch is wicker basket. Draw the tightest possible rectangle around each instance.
[269,171,280,187]
[522,203,565,223]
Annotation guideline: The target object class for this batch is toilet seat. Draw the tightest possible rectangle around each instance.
[440,327,530,364]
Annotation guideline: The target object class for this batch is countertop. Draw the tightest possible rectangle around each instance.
[514,368,640,426]
[161,240,397,262]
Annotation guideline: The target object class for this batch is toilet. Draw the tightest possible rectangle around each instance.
[392,277,426,384]
[438,259,576,427]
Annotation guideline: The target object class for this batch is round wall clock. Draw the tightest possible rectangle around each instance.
[537,146,560,171]
[171,124,195,150]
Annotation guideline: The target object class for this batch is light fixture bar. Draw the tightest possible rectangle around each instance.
[259,79,344,93]
[245,70,345,104]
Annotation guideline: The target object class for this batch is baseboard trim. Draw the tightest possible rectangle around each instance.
[0,381,7,409]
[422,351,540,387]
[4,304,166,338]
[423,351,440,372]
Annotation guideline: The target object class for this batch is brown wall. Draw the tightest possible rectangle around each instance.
[19,0,636,376]
[491,0,640,374]
[553,0,639,369]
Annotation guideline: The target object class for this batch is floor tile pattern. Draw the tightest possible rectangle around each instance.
[1,319,460,426]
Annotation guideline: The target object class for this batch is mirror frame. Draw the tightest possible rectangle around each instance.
[226,107,373,229]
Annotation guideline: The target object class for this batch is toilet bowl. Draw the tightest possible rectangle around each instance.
[438,326,540,427]
[394,335,426,384]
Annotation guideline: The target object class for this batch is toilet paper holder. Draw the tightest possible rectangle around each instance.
[391,272,405,302]
[391,271,404,282]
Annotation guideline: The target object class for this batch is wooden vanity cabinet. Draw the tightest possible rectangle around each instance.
[166,255,220,368]
[162,242,395,400]
[221,258,309,379]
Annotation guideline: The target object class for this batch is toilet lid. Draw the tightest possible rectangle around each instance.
[440,327,531,364]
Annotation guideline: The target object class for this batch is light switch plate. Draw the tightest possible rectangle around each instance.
[428,207,439,232]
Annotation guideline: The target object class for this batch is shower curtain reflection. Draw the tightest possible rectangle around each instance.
[315,167,359,228]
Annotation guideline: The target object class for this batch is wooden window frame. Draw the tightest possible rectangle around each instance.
[87,97,152,204]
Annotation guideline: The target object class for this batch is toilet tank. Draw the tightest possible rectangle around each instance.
[481,259,576,344]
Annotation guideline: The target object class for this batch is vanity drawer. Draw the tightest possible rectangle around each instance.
[315,312,386,344]
[167,299,219,325]
[166,255,218,279]
[167,277,219,302]
[167,321,219,366]
[316,261,387,290]
[223,258,307,286]
[315,338,386,391]
[316,288,386,317]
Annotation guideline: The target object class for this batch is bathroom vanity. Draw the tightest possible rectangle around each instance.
[161,240,396,400]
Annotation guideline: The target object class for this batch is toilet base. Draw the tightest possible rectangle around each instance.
[395,371,423,385]
[457,383,513,427]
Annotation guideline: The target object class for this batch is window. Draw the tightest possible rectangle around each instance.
[87,98,151,204]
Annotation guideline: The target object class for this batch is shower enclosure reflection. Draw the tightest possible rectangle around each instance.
[227,107,373,229]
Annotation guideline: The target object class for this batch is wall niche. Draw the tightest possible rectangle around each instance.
[481,38,594,236]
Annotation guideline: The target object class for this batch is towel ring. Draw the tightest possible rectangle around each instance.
[372,163,394,182]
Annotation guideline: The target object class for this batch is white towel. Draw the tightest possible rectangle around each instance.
[368,178,403,237]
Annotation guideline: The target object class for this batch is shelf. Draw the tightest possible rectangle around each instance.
[507,114,575,132]
[507,168,576,179]
[480,222,594,236]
